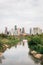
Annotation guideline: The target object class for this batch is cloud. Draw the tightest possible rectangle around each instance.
[0,0,43,33]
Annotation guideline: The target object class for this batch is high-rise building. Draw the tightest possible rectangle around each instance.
[30,28,32,35]
[17,28,21,35]
[33,27,42,35]
[5,27,8,34]
[10,28,14,35]
[14,25,18,35]
[15,25,17,30]
[22,27,25,34]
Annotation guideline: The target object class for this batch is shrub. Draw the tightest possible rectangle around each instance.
[0,33,7,38]
[28,35,43,54]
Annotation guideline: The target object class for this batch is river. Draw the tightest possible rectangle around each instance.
[0,40,41,65]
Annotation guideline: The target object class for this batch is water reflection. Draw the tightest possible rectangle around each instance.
[0,55,5,63]
[0,40,42,65]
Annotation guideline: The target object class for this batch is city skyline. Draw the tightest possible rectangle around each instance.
[0,25,43,35]
[0,0,43,33]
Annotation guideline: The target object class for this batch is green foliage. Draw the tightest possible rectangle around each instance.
[0,33,7,38]
[29,36,41,46]
[7,36,15,40]
[0,42,4,52]
[28,35,43,54]
[0,34,20,52]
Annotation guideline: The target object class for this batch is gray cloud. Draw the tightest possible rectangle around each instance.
[0,0,43,33]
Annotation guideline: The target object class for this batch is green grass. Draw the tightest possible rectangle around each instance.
[0,34,20,52]
[0,33,43,54]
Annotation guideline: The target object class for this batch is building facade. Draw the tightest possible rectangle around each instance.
[33,27,42,35]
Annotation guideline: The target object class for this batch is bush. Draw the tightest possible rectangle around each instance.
[28,35,43,54]
[0,42,3,52]
[0,34,7,38]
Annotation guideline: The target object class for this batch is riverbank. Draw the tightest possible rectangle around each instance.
[0,33,43,57]
[28,34,43,60]
[0,34,20,52]
[0,40,41,65]
[29,50,43,59]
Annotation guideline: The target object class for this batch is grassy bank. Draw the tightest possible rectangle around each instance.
[0,33,43,54]
[0,34,20,52]
[28,34,43,54]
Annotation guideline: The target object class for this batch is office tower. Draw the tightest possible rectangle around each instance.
[17,28,21,35]
[14,25,18,35]
[33,27,42,35]
[5,27,8,34]
[15,25,17,30]
[22,27,25,34]
[30,28,32,35]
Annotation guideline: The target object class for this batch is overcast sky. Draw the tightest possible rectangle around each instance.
[0,0,43,33]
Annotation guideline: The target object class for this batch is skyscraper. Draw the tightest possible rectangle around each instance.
[22,27,25,34]
[30,28,32,35]
[33,27,42,35]
[5,27,8,34]
[10,28,14,35]
[17,28,21,35]
[14,25,18,35]
[15,25,17,30]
